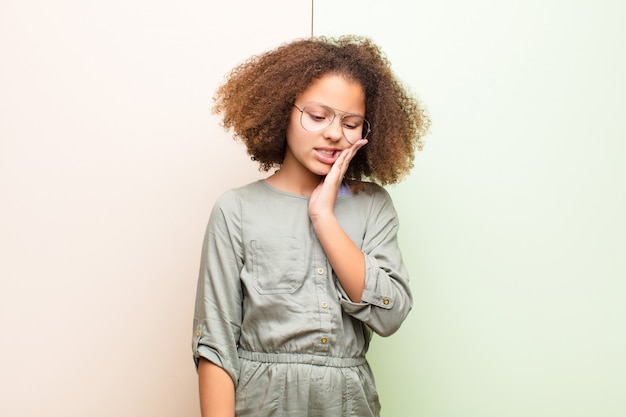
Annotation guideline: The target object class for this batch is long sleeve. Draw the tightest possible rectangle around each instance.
[336,185,413,337]
[192,191,244,386]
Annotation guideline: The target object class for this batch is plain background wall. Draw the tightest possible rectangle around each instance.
[3,1,625,416]
[315,1,626,416]
[0,1,310,416]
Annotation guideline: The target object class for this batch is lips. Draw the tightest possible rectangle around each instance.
[315,148,341,164]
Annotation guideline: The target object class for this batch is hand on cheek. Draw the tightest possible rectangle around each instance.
[309,139,368,220]
[329,139,368,182]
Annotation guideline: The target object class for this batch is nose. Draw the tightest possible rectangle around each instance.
[323,117,344,142]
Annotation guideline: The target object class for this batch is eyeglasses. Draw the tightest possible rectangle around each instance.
[293,103,371,144]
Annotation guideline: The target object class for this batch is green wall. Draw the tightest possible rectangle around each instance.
[315,1,626,415]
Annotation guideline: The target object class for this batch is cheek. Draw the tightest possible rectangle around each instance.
[286,118,299,138]
[286,118,313,145]
[285,113,301,139]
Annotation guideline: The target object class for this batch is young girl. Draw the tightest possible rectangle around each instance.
[192,35,429,417]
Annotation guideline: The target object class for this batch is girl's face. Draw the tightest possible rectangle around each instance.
[283,74,366,178]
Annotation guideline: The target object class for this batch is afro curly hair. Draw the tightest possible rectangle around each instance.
[213,35,430,186]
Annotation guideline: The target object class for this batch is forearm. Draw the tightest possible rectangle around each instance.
[312,214,365,302]
[198,358,235,417]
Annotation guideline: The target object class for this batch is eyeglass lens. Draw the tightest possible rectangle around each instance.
[299,104,370,142]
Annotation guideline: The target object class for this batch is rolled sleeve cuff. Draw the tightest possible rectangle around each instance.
[192,325,239,386]
[193,343,224,369]
[338,254,395,307]
[337,285,394,312]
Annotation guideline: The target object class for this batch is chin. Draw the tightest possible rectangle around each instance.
[309,165,332,177]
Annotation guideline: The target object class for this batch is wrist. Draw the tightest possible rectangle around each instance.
[309,211,337,229]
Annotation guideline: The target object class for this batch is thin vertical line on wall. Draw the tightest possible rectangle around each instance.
[310,0,314,37]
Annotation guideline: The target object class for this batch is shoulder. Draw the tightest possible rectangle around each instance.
[208,181,267,221]
[214,180,266,205]
[343,180,397,219]
[347,180,392,201]
[348,180,400,220]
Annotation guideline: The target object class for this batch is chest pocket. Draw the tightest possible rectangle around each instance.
[250,237,305,294]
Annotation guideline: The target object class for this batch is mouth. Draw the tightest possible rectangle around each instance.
[315,148,341,164]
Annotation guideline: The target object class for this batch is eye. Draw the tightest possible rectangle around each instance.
[308,113,327,122]
[304,105,333,124]
[342,116,364,130]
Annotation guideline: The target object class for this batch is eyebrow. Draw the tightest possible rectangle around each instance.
[302,102,365,118]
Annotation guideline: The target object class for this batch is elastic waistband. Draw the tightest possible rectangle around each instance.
[238,349,366,368]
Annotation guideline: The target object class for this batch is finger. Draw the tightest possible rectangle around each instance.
[346,139,368,159]
[339,139,367,167]
[326,139,369,184]
[351,138,368,150]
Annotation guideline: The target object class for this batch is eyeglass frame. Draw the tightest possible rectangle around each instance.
[293,103,371,144]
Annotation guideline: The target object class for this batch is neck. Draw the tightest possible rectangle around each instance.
[266,169,321,197]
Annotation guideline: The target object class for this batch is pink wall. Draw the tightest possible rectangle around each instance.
[0,1,311,415]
